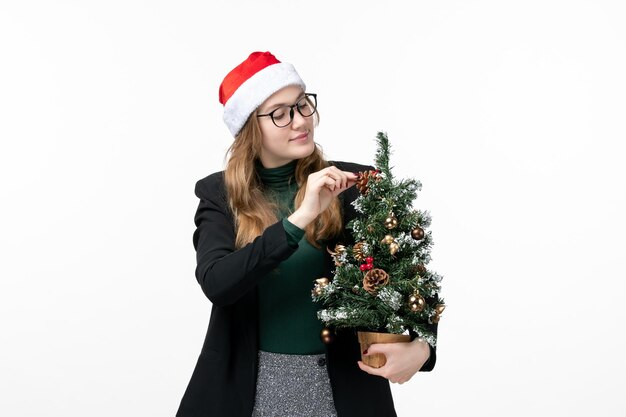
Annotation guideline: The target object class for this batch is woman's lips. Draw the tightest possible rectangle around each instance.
[290,132,308,141]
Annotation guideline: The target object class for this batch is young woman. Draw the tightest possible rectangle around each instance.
[176,51,436,417]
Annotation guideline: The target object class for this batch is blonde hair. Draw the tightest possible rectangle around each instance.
[224,110,343,248]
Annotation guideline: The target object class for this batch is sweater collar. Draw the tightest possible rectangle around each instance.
[256,159,298,190]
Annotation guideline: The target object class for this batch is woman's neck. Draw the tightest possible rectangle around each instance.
[256,159,298,191]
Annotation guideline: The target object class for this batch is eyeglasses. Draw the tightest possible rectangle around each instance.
[256,93,317,128]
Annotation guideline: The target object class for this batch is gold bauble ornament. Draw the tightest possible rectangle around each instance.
[316,277,330,288]
[389,242,400,255]
[320,327,335,344]
[409,293,426,312]
[381,235,394,245]
[432,304,446,323]
[384,213,398,229]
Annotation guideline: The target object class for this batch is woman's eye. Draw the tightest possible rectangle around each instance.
[273,109,286,120]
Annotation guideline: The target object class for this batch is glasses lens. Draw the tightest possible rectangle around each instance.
[271,106,292,128]
[298,94,317,117]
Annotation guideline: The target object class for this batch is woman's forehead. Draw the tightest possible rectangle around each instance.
[260,85,305,110]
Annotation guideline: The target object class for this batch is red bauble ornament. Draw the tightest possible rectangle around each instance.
[365,256,374,264]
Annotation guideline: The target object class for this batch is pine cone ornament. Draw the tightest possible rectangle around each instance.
[352,242,366,262]
[312,277,330,296]
[327,244,347,267]
[362,268,390,295]
[356,170,379,195]
[411,264,427,275]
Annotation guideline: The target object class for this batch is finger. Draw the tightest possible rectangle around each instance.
[331,168,350,189]
[365,342,394,356]
[310,173,338,190]
[322,168,345,189]
[315,176,341,194]
[324,167,351,189]
[343,171,358,189]
[327,175,343,192]
[310,168,355,195]
[357,361,385,377]
[309,169,339,190]
[331,170,357,192]
[322,176,339,191]
[320,167,356,190]
[336,169,357,189]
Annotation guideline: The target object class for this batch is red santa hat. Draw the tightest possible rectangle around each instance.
[219,51,306,137]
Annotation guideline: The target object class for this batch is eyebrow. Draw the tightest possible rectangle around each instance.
[261,94,306,113]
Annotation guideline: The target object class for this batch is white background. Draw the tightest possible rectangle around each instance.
[1,1,625,416]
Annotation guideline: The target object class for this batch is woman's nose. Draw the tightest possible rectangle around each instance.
[290,108,306,129]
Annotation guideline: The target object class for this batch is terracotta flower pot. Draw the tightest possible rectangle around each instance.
[357,331,411,368]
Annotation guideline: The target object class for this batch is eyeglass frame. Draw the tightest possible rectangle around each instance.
[256,93,317,128]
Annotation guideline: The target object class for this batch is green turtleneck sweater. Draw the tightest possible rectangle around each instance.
[256,160,326,354]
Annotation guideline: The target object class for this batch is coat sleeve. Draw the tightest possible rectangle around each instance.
[191,174,298,307]
[412,323,438,372]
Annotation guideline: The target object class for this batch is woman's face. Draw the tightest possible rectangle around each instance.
[256,85,316,168]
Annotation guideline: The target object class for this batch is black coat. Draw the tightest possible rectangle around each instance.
[176,161,436,417]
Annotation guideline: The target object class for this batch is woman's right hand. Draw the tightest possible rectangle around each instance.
[287,166,358,229]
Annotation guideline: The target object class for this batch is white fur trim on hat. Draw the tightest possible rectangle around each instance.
[223,62,306,136]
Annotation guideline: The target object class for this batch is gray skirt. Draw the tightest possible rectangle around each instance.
[252,350,338,417]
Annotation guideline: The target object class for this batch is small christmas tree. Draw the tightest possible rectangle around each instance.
[312,132,445,355]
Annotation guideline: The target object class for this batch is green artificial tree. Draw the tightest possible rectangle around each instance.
[312,132,445,362]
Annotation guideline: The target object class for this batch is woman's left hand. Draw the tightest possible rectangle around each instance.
[357,338,430,384]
